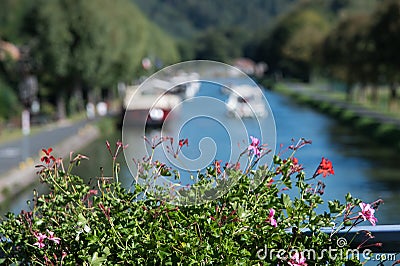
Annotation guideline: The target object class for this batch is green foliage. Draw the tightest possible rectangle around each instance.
[0,139,380,265]
[132,0,299,61]
[27,0,179,89]
[316,0,400,102]
[369,0,400,83]
[0,0,35,43]
[132,0,298,40]
[253,0,400,85]
[318,13,374,85]
[194,28,244,62]
[256,1,333,81]
[0,0,180,119]
[0,79,20,120]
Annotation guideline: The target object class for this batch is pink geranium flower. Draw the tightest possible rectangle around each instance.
[33,232,47,248]
[47,229,61,244]
[267,208,277,227]
[248,136,261,157]
[359,202,378,226]
[288,251,308,266]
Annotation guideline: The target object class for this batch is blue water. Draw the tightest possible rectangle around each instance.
[5,79,400,228]
[269,90,400,225]
[121,79,400,224]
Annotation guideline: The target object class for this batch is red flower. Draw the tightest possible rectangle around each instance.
[105,140,128,159]
[316,157,334,178]
[179,138,188,147]
[215,160,222,175]
[42,147,52,156]
[41,147,56,165]
[116,140,128,150]
[290,157,303,174]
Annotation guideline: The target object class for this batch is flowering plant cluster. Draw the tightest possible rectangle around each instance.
[0,137,384,265]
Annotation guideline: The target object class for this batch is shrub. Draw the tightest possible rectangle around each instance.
[0,79,20,121]
[0,138,382,265]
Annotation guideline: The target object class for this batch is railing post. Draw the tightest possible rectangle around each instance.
[333,225,400,253]
[313,225,400,253]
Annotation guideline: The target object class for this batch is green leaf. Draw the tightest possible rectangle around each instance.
[328,200,343,213]
[35,219,44,226]
[157,250,171,260]
[90,252,107,266]
[103,247,110,256]
[77,213,87,227]
[345,192,352,202]
[282,194,293,216]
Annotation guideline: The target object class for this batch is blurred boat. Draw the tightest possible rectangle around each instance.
[122,85,181,127]
[226,85,267,118]
[168,72,201,99]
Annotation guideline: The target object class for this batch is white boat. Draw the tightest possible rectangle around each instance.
[169,72,201,99]
[123,85,181,127]
[226,85,267,118]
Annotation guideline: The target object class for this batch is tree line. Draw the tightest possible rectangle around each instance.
[2,0,399,123]
[132,0,398,106]
[135,0,399,108]
[0,0,179,122]
[256,0,400,105]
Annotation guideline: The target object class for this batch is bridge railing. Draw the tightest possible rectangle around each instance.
[303,225,400,253]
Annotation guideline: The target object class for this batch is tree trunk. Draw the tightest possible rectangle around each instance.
[389,83,398,111]
[69,82,85,114]
[370,86,378,104]
[390,83,397,100]
[358,84,367,103]
[56,93,66,121]
[87,88,96,104]
[345,83,353,102]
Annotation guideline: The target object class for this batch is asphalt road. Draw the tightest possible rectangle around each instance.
[0,119,90,176]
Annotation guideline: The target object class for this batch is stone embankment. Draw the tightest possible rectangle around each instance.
[272,82,400,150]
[0,123,100,203]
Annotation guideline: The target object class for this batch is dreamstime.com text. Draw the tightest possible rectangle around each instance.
[257,238,398,262]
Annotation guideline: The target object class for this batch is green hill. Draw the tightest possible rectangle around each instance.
[131,0,378,62]
[131,0,297,39]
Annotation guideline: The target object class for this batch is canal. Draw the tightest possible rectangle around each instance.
[3,79,400,225]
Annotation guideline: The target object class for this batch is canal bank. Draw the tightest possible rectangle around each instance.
[0,118,105,205]
[270,82,400,151]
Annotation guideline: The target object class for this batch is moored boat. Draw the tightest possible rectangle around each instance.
[225,85,267,118]
[122,85,181,127]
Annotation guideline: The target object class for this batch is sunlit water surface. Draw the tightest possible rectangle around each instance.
[3,80,400,228]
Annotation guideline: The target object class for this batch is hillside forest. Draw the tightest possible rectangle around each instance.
[0,0,399,124]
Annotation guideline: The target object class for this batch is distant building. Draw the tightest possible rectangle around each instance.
[232,58,267,77]
[0,40,20,61]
